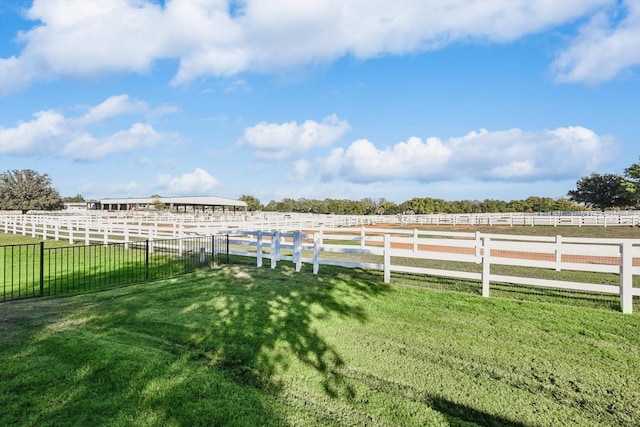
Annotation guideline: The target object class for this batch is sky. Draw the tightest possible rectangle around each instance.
[1,0,639,205]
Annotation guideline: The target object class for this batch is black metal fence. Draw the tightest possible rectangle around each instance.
[1,234,229,302]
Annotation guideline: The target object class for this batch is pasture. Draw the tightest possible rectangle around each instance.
[1,260,639,426]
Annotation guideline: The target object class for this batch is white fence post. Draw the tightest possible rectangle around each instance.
[31,219,36,238]
[294,231,302,272]
[360,227,366,249]
[271,231,278,269]
[124,225,129,250]
[384,234,390,284]
[620,242,633,314]
[555,235,562,272]
[54,222,59,241]
[475,231,481,264]
[68,220,74,244]
[85,223,90,246]
[413,229,419,253]
[482,237,491,297]
[313,233,319,274]
[257,231,263,268]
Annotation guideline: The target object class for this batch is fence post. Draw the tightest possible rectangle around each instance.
[482,237,491,297]
[55,222,59,241]
[124,225,129,250]
[313,233,319,274]
[360,227,366,249]
[620,242,633,314]
[68,220,74,244]
[85,223,90,246]
[257,230,263,268]
[211,235,216,266]
[475,231,481,264]
[555,235,562,272]
[413,229,418,253]
[271,231,278,269]
[294,231,302,272]
[39,241,44,297]
[384,234,390,284]
[145,240,150,280]
[226,234,229,264]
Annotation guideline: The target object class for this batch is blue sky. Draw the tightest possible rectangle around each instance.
[1,0,639,204]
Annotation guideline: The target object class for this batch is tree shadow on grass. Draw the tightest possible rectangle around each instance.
[0,260,391,425]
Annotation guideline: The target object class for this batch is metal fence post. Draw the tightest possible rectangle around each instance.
[211,234,216,267]
[145,239,150,280]
[226,234,229,264]
[39,241,44,297]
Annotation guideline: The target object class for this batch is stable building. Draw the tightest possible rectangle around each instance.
[99,196,247,213]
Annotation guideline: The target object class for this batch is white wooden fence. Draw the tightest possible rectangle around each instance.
[2,210,640,234]
[225,227,640,314]
[1,214,639,313]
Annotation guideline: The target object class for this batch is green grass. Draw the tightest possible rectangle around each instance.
[1,233,217,300]
[1,262,639,426]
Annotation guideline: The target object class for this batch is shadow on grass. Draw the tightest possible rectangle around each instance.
[0,258,391,425]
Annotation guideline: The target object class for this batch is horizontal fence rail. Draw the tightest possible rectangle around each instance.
[1,235,228,302]
[225,227,640,314]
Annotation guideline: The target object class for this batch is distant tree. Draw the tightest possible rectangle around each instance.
[239,194,263,211]
[63,194,85,202]
[567,173,630,211]
[621,159,640,208]
[0,169,64,214]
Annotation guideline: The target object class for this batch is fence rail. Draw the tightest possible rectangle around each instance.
[226,228,640,314]
[1,235,228,302]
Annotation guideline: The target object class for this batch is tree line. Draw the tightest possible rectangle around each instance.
[1,160,639,214]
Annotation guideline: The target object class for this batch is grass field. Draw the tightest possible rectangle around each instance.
[1,258,639,426]
[0,233,217,301]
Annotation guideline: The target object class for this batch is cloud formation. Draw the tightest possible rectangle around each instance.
[240,114,350,159]
[0,94,177,160]
[319,127,616,183]
[552,1,640,84]
[156,168,219,195]
[3,0,633,95]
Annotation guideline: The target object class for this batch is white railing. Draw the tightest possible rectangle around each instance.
[1,214,639,313]
[224,228,640,314]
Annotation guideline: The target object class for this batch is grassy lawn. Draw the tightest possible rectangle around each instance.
[1,260,639,426]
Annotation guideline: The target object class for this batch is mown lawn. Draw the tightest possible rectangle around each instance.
[1,260,639,426]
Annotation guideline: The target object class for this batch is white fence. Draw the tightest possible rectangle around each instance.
[1,214,639,313]
[2,210,640,233]
[224,227,640,314]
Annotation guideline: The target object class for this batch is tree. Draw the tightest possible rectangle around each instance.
[567,173,630,211]
[621,159,640,208]
[239,194,263,211]
[0,169,64,214]
[62,194,85,202]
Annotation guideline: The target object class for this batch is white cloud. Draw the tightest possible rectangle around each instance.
[156,168,219,195]
[240,114,350,159]
[0,110,66,155]
[0,95,176,161]
[0,0,617,94]
[62,123,163,161]
[552,0,640,84]
[73,94,148,127]
[319,126,616,183]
